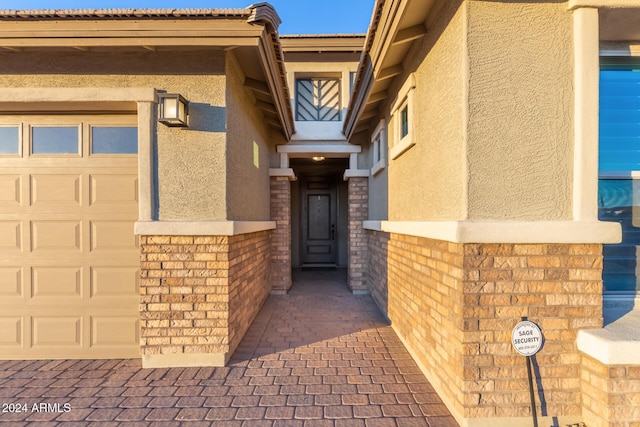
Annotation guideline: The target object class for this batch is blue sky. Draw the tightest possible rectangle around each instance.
[3,0,375,34]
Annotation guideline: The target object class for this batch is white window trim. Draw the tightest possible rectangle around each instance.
[371,119,386,176]
[389,73,416,160]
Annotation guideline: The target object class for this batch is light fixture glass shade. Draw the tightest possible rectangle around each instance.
[159,93,189,127]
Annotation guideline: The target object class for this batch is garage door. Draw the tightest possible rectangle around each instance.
[0,114,140,359]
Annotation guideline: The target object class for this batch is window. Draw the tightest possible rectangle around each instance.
[295,78,341,121]
[598,62,640,295]
[371,119,386,176]
[91,126,138,154]
[400,105,409,138]
[31,126,79,155]
[389,73,416,159]
[0,126,19,155]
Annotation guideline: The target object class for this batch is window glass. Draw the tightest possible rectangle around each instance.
[599,179,640,294]
[91,127,138,154]
[32,126,79,154]
[0,126,19,154]
[598,67,640,295]
[600,70,640,172]
[400,105,409,138]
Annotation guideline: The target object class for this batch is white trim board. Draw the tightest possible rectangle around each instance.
[277,143,361,154]
[578,309,640,365]
[363,220,621,244]
[135,221,276,236]
[569,0,640,9]
[0,87,156,103]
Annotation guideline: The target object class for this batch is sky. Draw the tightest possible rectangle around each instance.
[1,0,376,34]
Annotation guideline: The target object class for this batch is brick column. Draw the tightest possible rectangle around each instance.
[347,176,368,293]
[139,231,271,368]
[270,176,292,293]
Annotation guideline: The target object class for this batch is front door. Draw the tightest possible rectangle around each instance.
[301,176,337,265]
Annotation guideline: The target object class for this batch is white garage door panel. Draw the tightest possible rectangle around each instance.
[0,310,139,358]
[0,115,139,359]
[0,267,22,298]
[32,316,83,347]
[31,174,82,207]
[90,220,138,252]
[91,315,139,347]
[0,317,22,347]
[32,220,83,252]
[0,221,22,251]
[90,173,138,206]
[90,267,139,297]
[32,266,82,298]
[0,174,21,206]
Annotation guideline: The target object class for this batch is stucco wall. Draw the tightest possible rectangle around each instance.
[225,52,273,221]
[0,50,228,221]
[387,0,467,221]
[466,0,573,220]
[358,130,389,221]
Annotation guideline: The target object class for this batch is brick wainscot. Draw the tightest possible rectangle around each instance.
[366,228,603,427]
[139,231,271,368]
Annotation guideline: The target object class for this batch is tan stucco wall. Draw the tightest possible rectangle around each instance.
[387,0,467,221]
[357,131,389,221]
[225,52,273,221]
[0,50,228,221]
[466,0,573,220]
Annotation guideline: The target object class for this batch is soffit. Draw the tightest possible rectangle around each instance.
[600,8,640,41]
[344,0,440,137]
[280,35,365,53]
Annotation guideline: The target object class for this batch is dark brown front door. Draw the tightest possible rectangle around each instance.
[301,176,337,265]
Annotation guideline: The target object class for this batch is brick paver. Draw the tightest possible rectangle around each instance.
[0,269,458,426]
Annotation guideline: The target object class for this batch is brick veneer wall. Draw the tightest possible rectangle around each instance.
[139,231,271,364]
[581,354,640,427]
[367,230,603,423]
[348,177,368,292]
[367,230,389,313]
[381,232,466,418]
[270,176,292,292]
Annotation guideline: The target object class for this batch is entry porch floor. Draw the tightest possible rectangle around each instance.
[0,269,458,427]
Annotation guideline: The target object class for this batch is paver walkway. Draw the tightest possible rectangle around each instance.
[0,269,458,427]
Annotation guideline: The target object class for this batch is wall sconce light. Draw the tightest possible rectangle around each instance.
[158,93,189,127]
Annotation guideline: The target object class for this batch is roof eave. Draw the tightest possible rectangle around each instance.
[0,3,295,138]
[343,0,436,138]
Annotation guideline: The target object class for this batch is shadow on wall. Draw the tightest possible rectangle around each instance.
[366,231,390,318]
[184,103,226,133]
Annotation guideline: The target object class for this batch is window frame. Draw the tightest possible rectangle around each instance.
[389,73,416,160]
